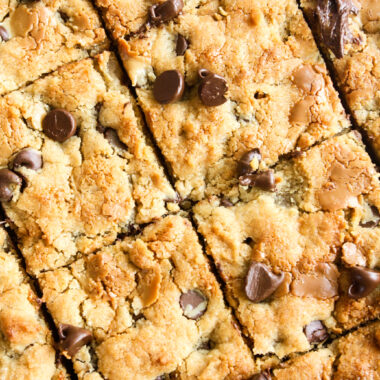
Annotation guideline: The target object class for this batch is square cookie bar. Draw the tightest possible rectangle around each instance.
[194,132,380,358]
[0,0,108,95]
[117,0,349,200]
[38,215,256,380]
[0,51,176,275]
[256,320,380,379]
[0,227,66,380]
[301,0,380,159]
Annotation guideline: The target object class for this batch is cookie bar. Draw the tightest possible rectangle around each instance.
[0,0,108,95]
[0,51,176,275]
[116,0,349,201]
[37,215,256,379]
[0,227,67,380]
[256,320,380,379]
[194,132,380,358]
[301,0,380,158]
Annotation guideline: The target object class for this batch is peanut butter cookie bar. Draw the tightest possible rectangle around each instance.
[0,0,108,95]
[0,227,67,380]
[38,215,256,379]
[112,0,349,200]
[301,0,380,159]
[0,51,176,275]
[194,132,380,358]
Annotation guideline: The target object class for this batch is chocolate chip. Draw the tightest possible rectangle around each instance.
[245,262,284,302]
[316,0,359,58]
[251,371,271,380]
[254,171,276,191]
[304,320,328,344]
[42,109,77,143]
[104,128,127,150]
[153,70,185,104]
[149,0,184,25]
[180,290,208,319]
[57,324,92,358]
[0,26,10,42]
[237,149,261,177]
[239,170,276,191]
[360,206,380,228]
[347,266,380,299]
[175,34,188,55]
[198,69,227,107]
[12,149,43,171]
[220,198,233,207]
[0,169,22,202]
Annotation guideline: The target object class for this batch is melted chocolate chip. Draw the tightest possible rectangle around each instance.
[347,266,380,299]
[153,70,185,104]
[198,69,227,107]
[149,0,184,25]
[316,0,359,58]
[304,320,329,343]
[12,149,43,171]
[237,149,261,177]
[220,198,233,207]
[57,324,92,358]
[239,170,276,191]
[0,25,10,42]
[0,169,22,202]
[176,34,188,55]
[251,371,271,380]
[245,262,284,302]
[180,290,208,319]
[42,109,77,143]
[104,128,128,150]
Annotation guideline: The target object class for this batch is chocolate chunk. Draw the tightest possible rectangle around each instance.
[104,128,127,150]
[180,290,208,319]
[360,206,380,228]
[12,149,43,171]
[240,170,276,192]
[57,324,92,358]
[42,109,77,143]
[304,320,328,343]
[251,371,271,380]
[316,0,359,58]
[0,169,22,202]
[198,69,227,107]
[220,198,233,207]
[253,170,276,191]
[149,0,184,25]
[237,149,261,177]
[245,262,284,302]
[176,34,188,55]
[0,26,10,41]
[153,70,185,104]
[347,266,380,299]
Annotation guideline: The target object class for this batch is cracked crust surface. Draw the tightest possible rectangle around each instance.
[0,0,108,95]
[0,51,176,275]
[0,228,67,380]
[194,132,380,358]
[117,0,349,200]
[301,0,380,158]
[260,320,380,379]
[38,215,256,380]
